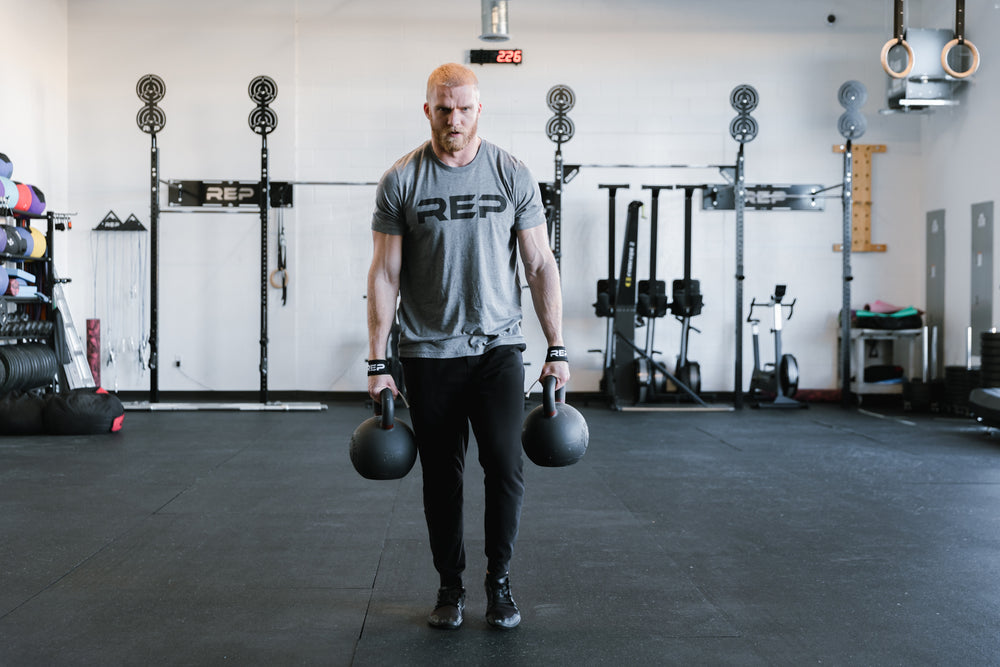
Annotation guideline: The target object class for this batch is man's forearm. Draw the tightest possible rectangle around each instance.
[526,259,564,347]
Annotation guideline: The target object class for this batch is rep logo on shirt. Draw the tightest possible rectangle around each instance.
[416,194,508,225]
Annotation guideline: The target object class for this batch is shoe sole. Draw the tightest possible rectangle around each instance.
[428,620,463,630]
[486,616,521,630]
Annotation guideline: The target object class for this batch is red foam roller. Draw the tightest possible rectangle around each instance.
[87,318,101,387]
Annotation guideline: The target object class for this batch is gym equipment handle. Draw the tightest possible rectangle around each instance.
[376,387,395,430]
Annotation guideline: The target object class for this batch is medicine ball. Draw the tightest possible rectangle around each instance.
[522,375,589,467]
[349,388,417,480]
[28,227,45,258]
[15,225,32,257]
[13,183,33,213]
[2,225,24,255]
[0,176,18,209]
[28,185,45,215]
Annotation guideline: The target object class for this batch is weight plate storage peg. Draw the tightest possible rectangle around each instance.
[730,84,759,113]
[837,80,868,110]
[729,113,758,144]
[136,74,166,103]
[521,375,589,467]
[546,84,576,113]
[545,115,575,144]
[249,106,278,135]
[837,110,867,140]
[136,105,166,135]
[248,75,278,104]
[349,388,417,480]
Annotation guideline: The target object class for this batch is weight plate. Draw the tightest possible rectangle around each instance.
[729,113,758,143]
[730,84,759,113]
[249,106,278,135]
[546,114,575,144]
[837,80,868,110]
[136,105,166,134]
[837,110,866,140]
[546,85,576,113]
[248,75,278,104]
[136,74,166,103]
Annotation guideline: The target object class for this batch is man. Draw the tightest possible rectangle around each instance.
[366,63,569,631]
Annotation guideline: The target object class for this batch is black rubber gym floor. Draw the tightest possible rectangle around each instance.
[2,399,999,665]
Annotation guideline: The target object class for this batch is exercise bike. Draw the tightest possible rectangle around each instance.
[747,284,804,408]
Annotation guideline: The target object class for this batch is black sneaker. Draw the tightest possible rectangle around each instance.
[427,585,465,630]
[484,574,521,629]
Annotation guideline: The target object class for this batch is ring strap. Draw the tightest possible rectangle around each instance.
[955,0,965,40]
[893,0,905,40]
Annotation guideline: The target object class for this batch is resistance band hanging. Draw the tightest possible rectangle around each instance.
[941,0,979,79]
[881,0,914,79]
[270,208,289,306]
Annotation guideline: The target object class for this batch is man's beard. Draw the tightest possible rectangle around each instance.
[438,122,477,152]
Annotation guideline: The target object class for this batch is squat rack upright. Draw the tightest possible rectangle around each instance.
[135,74,364,409]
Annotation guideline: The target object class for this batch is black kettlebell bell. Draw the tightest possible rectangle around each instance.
[350,388,417,480]
[522,375,589,467]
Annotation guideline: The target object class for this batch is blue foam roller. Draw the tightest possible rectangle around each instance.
[0,153,11,179]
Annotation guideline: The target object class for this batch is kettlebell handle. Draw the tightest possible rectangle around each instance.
[541,375,566,417]
[375,387,395,430]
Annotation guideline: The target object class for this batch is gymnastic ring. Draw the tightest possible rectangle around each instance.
[880,38,914,79]
[941,38,980,79]
[269,268,289,289]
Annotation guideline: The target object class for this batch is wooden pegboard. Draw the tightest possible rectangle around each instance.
[833,143,887,253]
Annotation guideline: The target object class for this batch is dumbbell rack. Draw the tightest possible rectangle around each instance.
[1,210,91,392]
[1,212,56,333]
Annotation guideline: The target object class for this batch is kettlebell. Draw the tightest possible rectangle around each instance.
[349,388,417,480]
[521,375,589,467]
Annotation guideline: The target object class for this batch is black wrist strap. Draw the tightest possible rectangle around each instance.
[367,359,391,376]
[545,346,568,363]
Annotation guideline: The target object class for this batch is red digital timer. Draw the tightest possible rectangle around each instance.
[470,49,523,65]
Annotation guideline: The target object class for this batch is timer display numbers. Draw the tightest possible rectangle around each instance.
[470,49,523,65]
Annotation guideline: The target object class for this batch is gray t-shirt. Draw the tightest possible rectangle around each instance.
[372,139,546,358]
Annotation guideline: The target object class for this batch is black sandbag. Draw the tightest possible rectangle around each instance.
[0,391,46,435]
[43,387,124,435]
